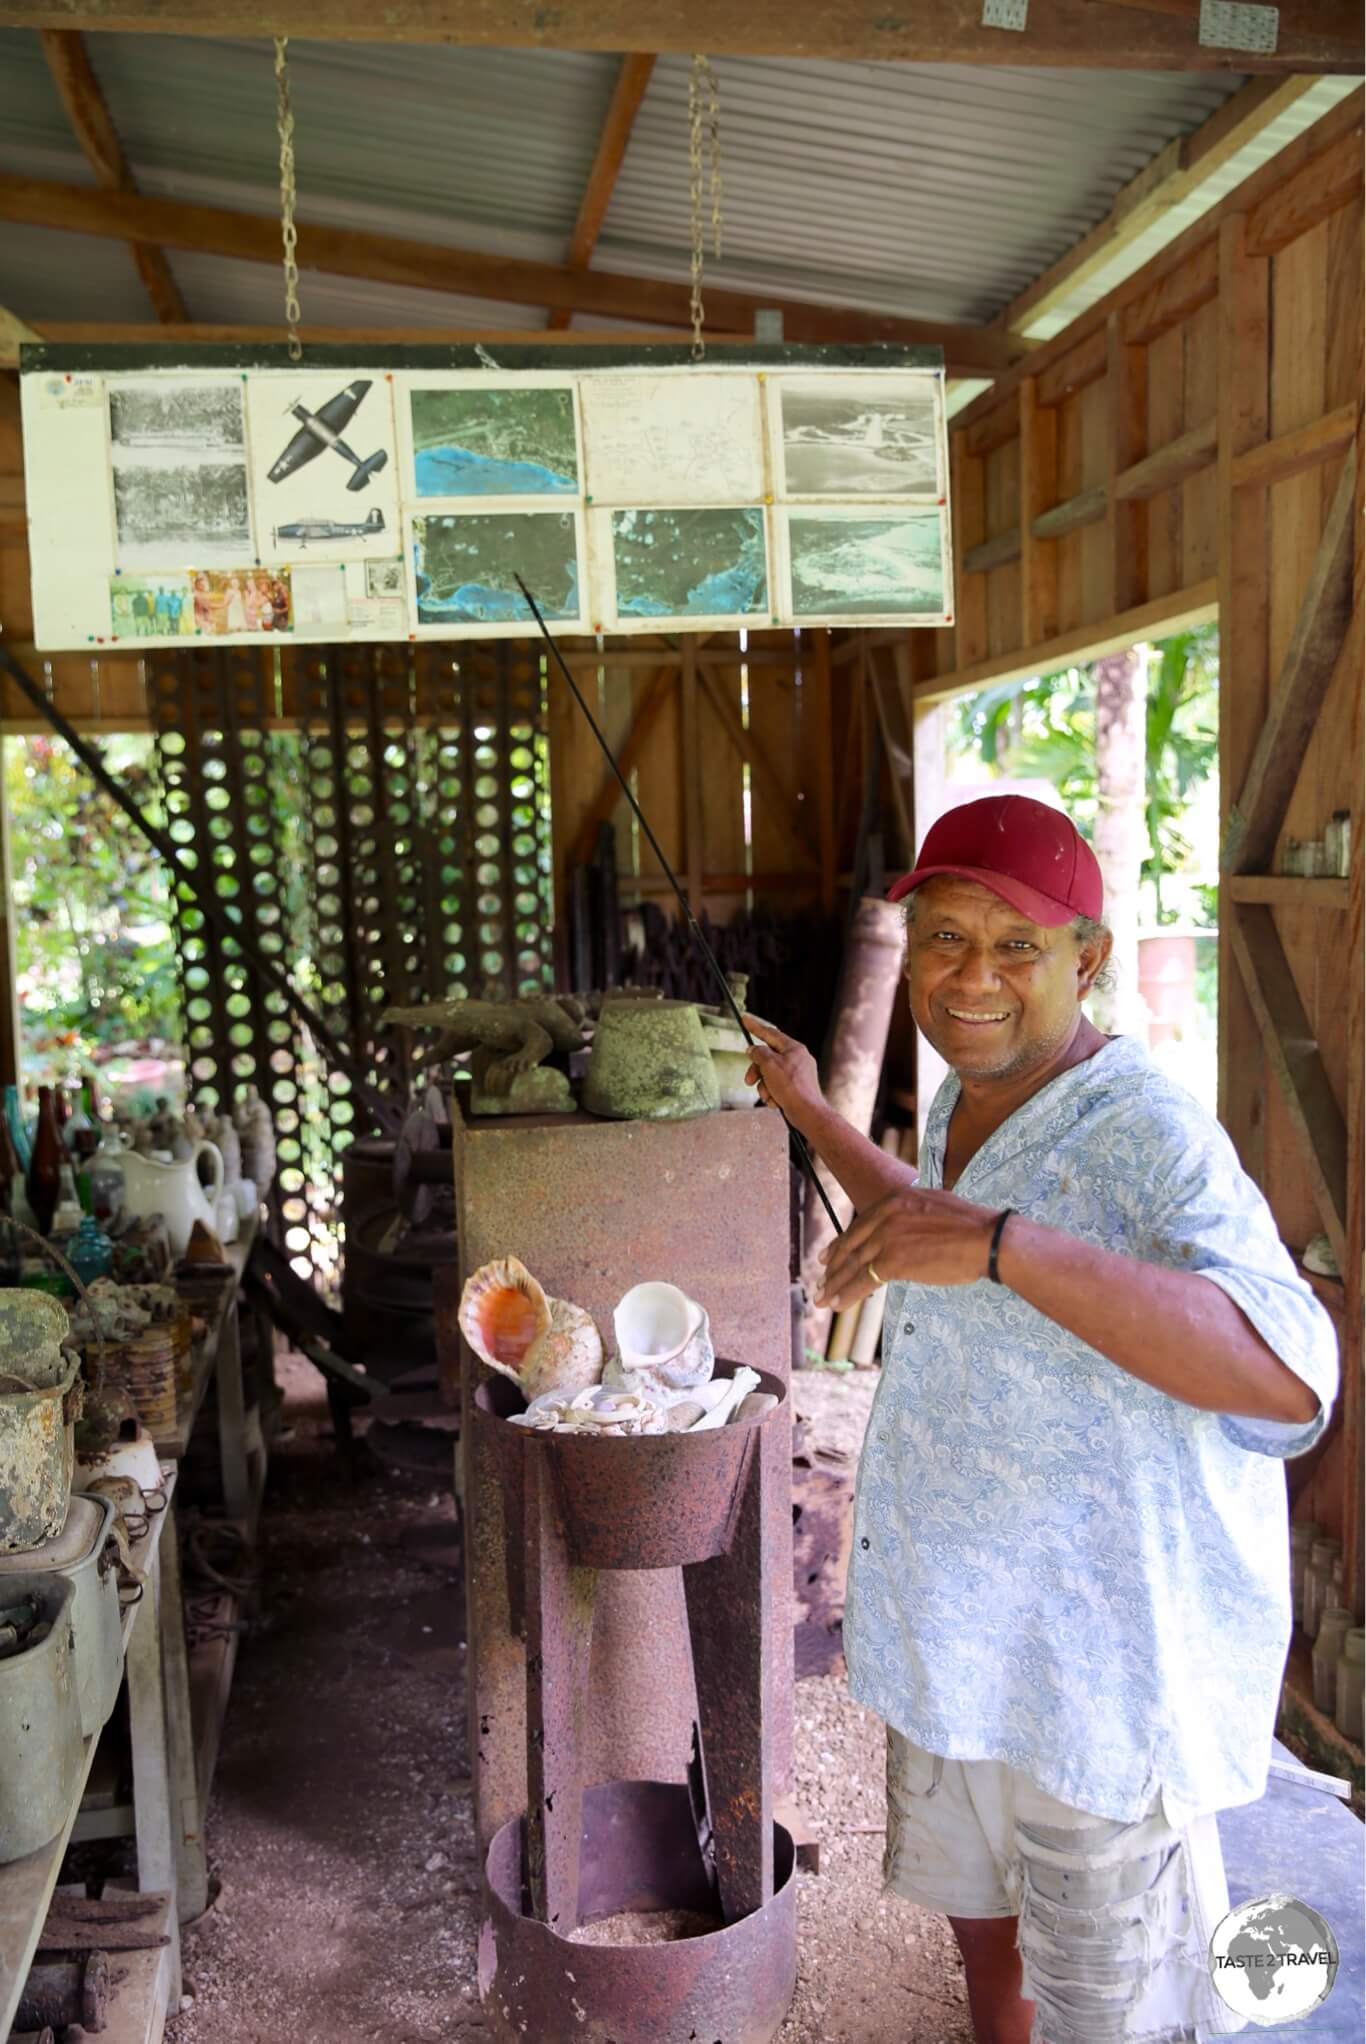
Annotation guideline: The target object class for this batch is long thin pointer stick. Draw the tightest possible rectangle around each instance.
[515,575,842,1235]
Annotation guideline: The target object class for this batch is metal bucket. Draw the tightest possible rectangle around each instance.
[0,1494,125,1738]
[0,1294,81,1552]
[480,1782,797,2044]
[475,1369,786,1571]
[0,1573,82,1863]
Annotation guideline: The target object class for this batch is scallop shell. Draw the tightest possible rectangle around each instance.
[458,1256,603,1401]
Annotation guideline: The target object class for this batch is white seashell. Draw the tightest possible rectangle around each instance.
[606,1281,715,1396]
[688,1368,761,1431]
[460,1256,603,1401]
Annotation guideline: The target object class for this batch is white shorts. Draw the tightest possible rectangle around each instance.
[884,1731,1247,2044]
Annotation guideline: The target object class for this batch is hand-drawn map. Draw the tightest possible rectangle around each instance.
[580,376,765,506]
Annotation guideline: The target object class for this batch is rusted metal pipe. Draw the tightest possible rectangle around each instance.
[802,895,906,1350]
[17,1950,110,2033]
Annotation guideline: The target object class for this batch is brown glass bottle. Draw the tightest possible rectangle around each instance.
[26,1085,63,1235]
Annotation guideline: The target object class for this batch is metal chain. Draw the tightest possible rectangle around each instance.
[688,55,723,362]
[274,36,303,362]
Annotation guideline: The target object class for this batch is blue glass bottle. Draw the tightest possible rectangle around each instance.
[67,1212,114,1287]
[3,1085,31,1174]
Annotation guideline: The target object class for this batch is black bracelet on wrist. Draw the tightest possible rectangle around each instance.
[987,1208,1015,1285]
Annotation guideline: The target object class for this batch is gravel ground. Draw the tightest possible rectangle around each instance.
[166,1357,971,2043]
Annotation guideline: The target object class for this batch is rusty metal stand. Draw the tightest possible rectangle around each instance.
[478,1378,796,2044]
[525,1427,777,1935]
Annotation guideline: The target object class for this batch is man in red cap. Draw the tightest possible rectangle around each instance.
[745,794,1337,2044]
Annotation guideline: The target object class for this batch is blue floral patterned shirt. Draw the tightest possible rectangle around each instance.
[843,1035,1339,1825]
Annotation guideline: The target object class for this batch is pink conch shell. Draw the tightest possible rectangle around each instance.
[458,1256,603,1401]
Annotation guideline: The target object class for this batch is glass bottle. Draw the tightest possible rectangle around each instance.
[2,1084,30,1173]
[1312,1606,1352,1713]
[52,1160,83,1238]
[65,1081,98,1163]
[1289,1521,1320,1627]
[25,1085,64,1236]
[0,1108,20,1283]
[1304,1538,1342,1640]
[1335,1628,1364,1743]
[67,1212,114,1287]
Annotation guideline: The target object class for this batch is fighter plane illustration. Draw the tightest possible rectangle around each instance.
[268,380,389,491]
[272,507,386,550]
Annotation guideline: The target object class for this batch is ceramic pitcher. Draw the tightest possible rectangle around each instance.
[113,1140,225,1256]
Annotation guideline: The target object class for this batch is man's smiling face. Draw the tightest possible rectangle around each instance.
[903,874,1106,1082]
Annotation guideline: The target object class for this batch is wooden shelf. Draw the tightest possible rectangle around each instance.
[0,1475,176,2038]
[1226,874,1350,908]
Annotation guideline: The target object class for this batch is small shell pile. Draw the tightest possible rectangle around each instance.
[460,1257,776,1437]
[508,1385,669,1437]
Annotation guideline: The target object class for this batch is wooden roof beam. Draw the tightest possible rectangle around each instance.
[0,174,1017,371]
[996,76,1324,341]
[549,52,655,333]
[38,29,187,323]
[0,2,1358,68]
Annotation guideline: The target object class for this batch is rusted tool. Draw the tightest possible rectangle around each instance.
[17,1950,110,2033]
[38,1890,170,1954]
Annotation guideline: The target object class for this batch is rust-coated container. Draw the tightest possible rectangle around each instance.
[479,1782,797,2044]
[475,1369,786,1571]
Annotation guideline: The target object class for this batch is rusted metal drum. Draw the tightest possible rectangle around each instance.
[479,1782,797,2044]
[474,1370,786,1571]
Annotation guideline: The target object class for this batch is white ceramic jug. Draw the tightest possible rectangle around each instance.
[114,1140,224,1256]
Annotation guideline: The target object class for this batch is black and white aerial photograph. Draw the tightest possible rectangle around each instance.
[778,379,941,497]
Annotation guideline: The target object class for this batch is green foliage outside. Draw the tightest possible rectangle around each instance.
[5,734,182,1078]
[953,624,1219,925]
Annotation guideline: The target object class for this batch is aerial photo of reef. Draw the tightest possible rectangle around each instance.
[411,388,579,496]
[413,511,580,625]
[612,507,768,619]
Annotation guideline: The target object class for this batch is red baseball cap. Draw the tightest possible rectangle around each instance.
[887,794,1103,927]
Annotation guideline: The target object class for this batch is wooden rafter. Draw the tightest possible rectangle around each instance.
[548,53,655,333]
[1221,441,1360,876]
[0,174,1015,370]
[997,77,1322,339]
[1227,906,1349,1266]
[38,29,186,322]
[0,1,1358,68]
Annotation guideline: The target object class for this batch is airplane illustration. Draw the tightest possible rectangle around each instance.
[272,507,386,549]
[268,379,389,491]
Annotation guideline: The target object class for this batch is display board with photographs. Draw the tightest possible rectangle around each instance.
[20,347,951,649]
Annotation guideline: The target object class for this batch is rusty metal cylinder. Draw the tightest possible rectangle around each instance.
[480,1784,797,2044]
[17,1951,109,2033]
[802,895,906,1350]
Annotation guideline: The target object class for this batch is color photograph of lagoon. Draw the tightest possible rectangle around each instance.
[612,507,768,620]
[787,509,945,616]
[413,512,580,626]
[411,388,579,496]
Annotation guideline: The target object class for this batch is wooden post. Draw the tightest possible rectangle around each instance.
[811,631,837,915]
[1107,312,1149,615]
[681,638,704,917]
[0,746,22,1088]
[949,431,988,670]
[1216,212,1271,1186]
[1019,376,1058,647]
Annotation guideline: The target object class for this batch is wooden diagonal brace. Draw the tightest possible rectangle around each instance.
[1228,902,1348,1267]
[695,662,816,869]
[1223,440,1360,876]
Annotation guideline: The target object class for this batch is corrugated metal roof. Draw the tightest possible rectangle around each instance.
[0,30,1278,341]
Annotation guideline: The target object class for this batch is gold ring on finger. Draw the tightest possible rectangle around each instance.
[867,1263,884,1286]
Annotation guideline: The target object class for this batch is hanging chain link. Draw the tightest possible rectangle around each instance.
[274,36,303,362]
[688,55,723,363]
